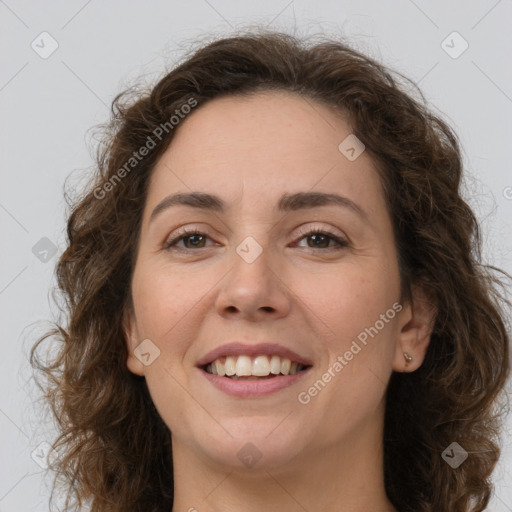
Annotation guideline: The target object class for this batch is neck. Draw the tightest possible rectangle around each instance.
[170,410,397,512]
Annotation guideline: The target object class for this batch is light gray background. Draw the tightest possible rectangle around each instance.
[1,1,511,510]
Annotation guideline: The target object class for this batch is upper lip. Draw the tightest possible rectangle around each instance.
[196,342,313,368]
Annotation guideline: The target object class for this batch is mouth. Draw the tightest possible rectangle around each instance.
[197,343,313,397]
[203,354,310,380]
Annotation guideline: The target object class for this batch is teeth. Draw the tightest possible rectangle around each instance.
[280,358,291,375]
[270,355,281,375]
[224,356,236,376]
[235,355,252,376]
[205,355,306,377]
[214,359,225,376]
[252,355,270,376]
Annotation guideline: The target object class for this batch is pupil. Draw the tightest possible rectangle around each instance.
[188,235,204,247]
[310,234,327,248]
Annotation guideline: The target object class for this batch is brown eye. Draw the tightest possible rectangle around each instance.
[164,230,213,251]
[306,233,331,248]
[294,228,349,251]
[181,234,207,249]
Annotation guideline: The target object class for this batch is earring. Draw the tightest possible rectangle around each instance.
[403,352,413,364]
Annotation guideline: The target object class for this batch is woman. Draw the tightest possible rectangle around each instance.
[31,30,511,512]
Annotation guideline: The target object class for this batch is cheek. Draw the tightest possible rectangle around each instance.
[293,260,400,347]
[297,268,399,437]
[131,265,204,433]
[293,257,400,420]
[129,266,202,387]
[132,262,202,337]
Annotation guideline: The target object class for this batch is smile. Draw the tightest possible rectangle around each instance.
[204,354,309,379]
[197,342,313,397]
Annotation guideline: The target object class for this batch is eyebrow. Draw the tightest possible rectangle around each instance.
[149,191,367,222]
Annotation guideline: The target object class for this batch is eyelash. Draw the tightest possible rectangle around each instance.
[163,226,349,252]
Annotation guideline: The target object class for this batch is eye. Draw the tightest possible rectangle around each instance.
[293,227,349,251]
[163,228,215,251]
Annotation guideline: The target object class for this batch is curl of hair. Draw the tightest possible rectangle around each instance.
[30,29,510,512]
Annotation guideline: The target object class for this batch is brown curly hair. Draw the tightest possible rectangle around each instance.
[30,29,511,512]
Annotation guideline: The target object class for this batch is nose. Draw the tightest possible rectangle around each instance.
[214,239,292,322]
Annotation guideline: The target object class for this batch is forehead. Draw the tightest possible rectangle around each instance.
[167,90,352,163]
[144,90,386,221]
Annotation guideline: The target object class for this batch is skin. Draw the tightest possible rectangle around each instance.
[123,90,435,512]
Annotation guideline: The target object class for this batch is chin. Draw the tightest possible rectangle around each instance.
[189,416,309,471]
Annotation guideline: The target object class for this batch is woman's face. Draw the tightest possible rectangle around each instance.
[124,90,417,471]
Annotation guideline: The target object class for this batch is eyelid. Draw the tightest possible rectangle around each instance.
[293,223,347,240]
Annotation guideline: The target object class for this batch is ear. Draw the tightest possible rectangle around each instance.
[392,285,437,373]
[122,305,145,377]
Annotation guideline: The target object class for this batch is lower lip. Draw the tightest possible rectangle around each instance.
[199,367,311,398]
